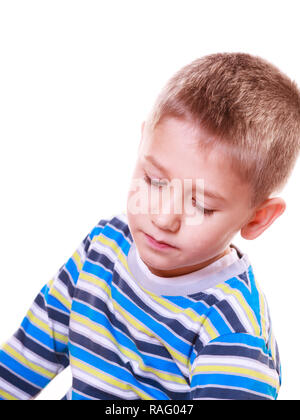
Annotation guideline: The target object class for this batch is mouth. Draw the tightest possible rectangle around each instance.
[143,232,176,250]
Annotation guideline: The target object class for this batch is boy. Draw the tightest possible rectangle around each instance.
[1,52,299,400]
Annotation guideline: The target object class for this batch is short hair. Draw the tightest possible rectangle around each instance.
[144,52,300,208]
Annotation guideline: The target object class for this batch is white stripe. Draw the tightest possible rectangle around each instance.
[30,301,69,337]
[76,240,88,266]
[75,280,159,343]
[116,259,204,334]
[72,363,145,399]
[0,374,31,400]
[69,322,189,392]
[112,278,193,349]
[8,335,61,374]
[207,339,276,366]
[92,237,119,264]
[115,260,218,355]
[208,288,255,334]
[193,354,279,380]
[191,383,274,400]
[52,278,72,309]
[117,263,219,346]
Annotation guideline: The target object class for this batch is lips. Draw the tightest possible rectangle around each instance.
[143,232,175,249]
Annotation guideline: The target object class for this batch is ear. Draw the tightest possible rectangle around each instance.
[240,197,286,240]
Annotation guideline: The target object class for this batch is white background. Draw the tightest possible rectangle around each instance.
[0,0,299,400]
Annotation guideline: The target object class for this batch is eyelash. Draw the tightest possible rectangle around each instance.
[143,174,215,216]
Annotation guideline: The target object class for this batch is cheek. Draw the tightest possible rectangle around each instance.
[183,218,233,250]
[180,226,214,252]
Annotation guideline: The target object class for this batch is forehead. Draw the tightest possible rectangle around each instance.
[139,117,251,203]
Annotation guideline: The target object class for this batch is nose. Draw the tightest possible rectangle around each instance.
[150,188,181,233]
[151,212,181,233]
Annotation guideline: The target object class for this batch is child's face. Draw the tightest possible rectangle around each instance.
[126,117,255,277]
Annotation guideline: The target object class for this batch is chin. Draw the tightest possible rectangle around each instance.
[139,249,175,270]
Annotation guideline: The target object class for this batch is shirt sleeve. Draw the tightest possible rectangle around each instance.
[0,222,103,400]
[190,332,281,400]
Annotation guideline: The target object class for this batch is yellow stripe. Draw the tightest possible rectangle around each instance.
[71,312,186,385]
[50,287,71,311]
[48,278,54,288]
[72,250,84,272]
[27,310,68,345]
[0,388,18,400]
[216,283,260,335]
[259,296,267,341]
[2,344,55,380]
[270,332,276,369]
[123,244,218,341]
[194,364,278,388]
[134,285,218,342]
[112,299,188,369]
[93,235,128,268]
[255,281,267,341]
[118,344,187,385]
[71,312,117,343]
[87,235,190,369]
[71,357,152,400]
[79,271,110,295]
[125,246,218,350]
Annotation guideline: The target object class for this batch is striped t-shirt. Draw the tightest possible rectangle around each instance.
[0,213,281,400]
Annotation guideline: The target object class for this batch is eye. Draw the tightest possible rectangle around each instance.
[143,174,167,188]
[192,198,215,216]
[144,173,215,216]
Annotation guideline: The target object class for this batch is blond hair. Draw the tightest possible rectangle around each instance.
[145,53,300,208]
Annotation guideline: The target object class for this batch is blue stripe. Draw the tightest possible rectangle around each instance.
[72,390,90,400]
[226,274,261,328]
[42,285,70,314]
[72,300,183,375]
[166,296,233,335]
[69,344,169,399]
[65,258,80,283]
[212,333,267,352]
[0,351,49,388]
[90,224,106,241]
[21,317,67,353]
[191,372,276,398]
[0,363,39,397]
[83,260,113,284]
[102,224,131,255]
[111,284,191,356]
[15,328,68,367]
[248,265,261,325]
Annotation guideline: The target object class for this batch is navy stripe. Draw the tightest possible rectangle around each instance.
[192,386,271,400]
[214,300,247,333]
[58,269,76,298]
[113,271,196,344]
[73,288,174,361]
[200,342,276,369]
[0,364,40,397]
[69,330,189,399]
[88,249,115,271]
[14,329,69,368]
[72,378,123,400]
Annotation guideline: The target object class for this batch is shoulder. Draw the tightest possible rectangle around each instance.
[89,212,132,242]
[190,260,274,350]
[85,212,133,264]
[190,331,281,400]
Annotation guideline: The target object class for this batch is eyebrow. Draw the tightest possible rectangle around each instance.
[144,154,227,203]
